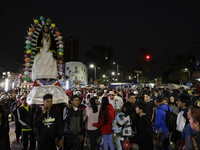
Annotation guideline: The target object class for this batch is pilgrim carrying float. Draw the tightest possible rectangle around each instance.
[24,16,68,105]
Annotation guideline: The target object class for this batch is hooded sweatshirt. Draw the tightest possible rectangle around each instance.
[33,106,62,142]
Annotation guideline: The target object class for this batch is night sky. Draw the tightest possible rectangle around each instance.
[1,0,200,80]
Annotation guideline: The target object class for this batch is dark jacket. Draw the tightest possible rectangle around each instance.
[129,114,154,150]
[63,106,84,137]
[17,104,31,129]
[0,112,9,139]
[184,131,200,150]
[33,106,62,142]
[10,101,20,119]
[145,100,155,121]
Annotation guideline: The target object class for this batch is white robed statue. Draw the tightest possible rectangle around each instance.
[27,23,68,105]
[32,24,57,80]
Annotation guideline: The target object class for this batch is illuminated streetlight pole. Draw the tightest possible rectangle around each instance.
[90,64,97,81]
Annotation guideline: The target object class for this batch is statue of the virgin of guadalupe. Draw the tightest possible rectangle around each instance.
[32,24,57,81]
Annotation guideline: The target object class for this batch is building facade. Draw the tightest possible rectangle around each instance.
[65,61,88,86]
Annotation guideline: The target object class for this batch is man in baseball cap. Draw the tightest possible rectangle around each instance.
[191,90,200,106]
[0,95,10,115]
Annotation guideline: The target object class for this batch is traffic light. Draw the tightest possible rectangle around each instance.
[145,55,150,62]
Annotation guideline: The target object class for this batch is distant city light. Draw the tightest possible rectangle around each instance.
[5,79,8,92]
[90,64,94,68]
[12,82,14,89]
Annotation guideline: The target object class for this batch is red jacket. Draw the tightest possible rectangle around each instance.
[93,104,115,134]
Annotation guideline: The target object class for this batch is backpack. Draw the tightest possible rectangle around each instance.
[159,105,177,132]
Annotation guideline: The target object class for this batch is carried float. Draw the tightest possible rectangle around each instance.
[23,16,68,105]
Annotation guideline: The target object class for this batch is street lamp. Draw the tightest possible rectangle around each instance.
[184,68,190,79]
[112,72,115,75]
[90,64,97,81]
[102,75,106,78]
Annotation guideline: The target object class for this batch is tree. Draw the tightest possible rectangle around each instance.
[162,54,195,84]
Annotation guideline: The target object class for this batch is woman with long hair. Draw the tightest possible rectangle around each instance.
[93,97,115,150]
[83,98,101,150]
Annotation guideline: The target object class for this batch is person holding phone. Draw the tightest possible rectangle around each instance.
[34,94,63,150]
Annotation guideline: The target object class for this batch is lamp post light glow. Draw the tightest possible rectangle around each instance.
[90,64,94,68]
[112,72,115,75]
[90,64,97,81]
[102,75,106,78]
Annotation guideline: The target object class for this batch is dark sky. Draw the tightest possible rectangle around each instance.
[1,0,200,80]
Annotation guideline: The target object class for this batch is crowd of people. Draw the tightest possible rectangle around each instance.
[0,87,200,150]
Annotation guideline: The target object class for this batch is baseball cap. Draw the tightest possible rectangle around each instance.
[0,95,7,101]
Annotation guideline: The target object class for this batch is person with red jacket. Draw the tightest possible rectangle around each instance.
[93,97,115,150]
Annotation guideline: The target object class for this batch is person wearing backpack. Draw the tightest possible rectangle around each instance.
[153,96,173,150]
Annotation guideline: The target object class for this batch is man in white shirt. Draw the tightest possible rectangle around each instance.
[108,91,123,113]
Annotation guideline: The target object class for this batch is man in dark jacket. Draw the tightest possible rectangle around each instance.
[0,95,10,116]
[10,94,22,143]
[144,91,155,121]
[34,94,63,150]
[63,95,84,150]
[127,93,139,132]
[17,96,35,150]
[129,101,154,150]
[191,90,200,106]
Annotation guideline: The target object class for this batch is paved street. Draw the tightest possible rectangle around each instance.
[9,120,175,150]
[9,121,22,150]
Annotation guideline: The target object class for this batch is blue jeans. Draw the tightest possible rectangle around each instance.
[161,131,171,150]
[102,133,115,150]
